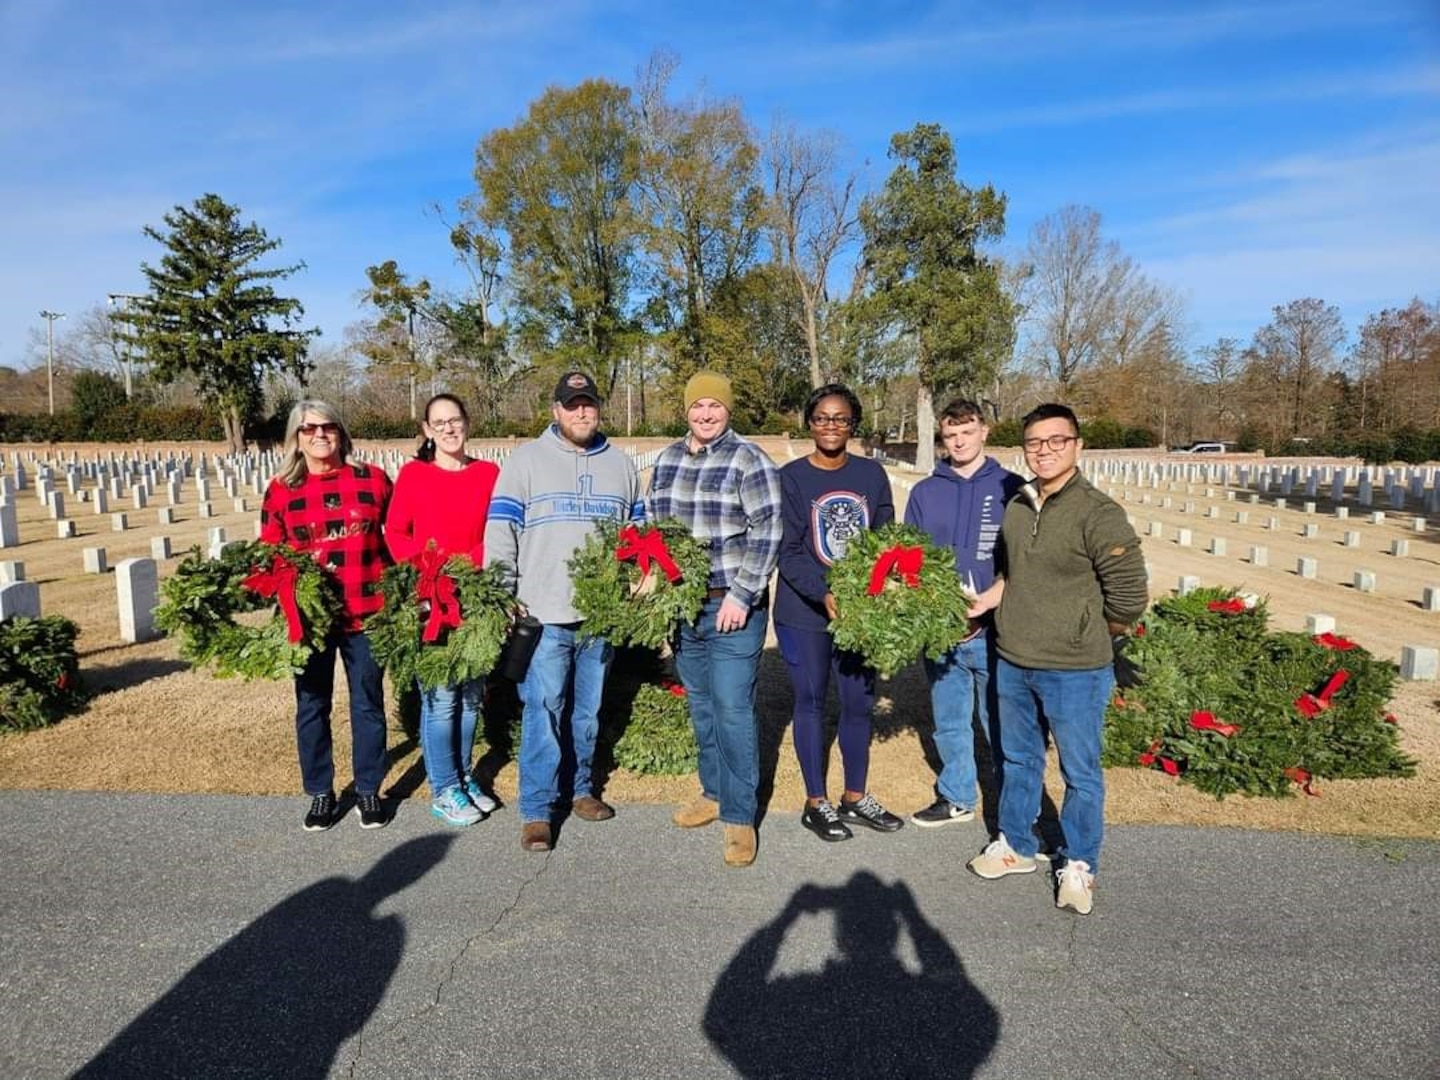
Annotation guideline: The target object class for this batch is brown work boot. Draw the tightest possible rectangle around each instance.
[672,796,720,828]
[723,824,757,868]
[520,821,552,852]
[571,795,615,822]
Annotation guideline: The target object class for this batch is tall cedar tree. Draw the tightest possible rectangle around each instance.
[122,194,316,451]
[857,124,1014,474]
[358,259,432,420]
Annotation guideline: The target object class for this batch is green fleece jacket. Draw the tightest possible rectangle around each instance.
[994,471,1148,670]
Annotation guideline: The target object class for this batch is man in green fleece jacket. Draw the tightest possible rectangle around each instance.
[967,403,1148,916]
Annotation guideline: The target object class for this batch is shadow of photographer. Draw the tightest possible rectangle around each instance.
[704,871,998,1077]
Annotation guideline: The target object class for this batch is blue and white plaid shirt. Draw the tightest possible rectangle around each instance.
[646,427,783,609]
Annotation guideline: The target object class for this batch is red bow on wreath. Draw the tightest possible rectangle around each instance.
[415,548,463,643]
[243,555,304,644]
[1295,669,1351,718]
[615,525,682,583]
[1138,739,1180,775]
[1207,598,1247,615]
[1190,710,1241,737]
[867,545,924,596]
[1284,766,1321,796]
[1312,632,1356,651]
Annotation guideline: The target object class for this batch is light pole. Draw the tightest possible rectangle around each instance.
[107,292,145,399]
[39,310,65,415]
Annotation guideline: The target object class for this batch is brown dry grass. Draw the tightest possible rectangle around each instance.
[2,441,1437,838]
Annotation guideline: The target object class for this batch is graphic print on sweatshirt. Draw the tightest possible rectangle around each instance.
[810,491,870,565]
[975,492,1002,563]
[527,471,630,527]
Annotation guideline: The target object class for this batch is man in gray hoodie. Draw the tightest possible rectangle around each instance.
[484,372,643,853]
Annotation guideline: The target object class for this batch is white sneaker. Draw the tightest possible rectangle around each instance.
[465,777,498,814]
[1056,859,1095,915]
[967,835,1037,879]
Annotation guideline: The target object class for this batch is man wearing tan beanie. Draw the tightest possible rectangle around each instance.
[647,371,782,867]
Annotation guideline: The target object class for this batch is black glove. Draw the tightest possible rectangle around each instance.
[1112,634,1143,689]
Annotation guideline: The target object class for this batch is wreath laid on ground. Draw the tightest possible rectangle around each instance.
[155,541,343,680]
[606,681,698,775]
[826,522,972,678]
[1102,586,1414,798]
[364,549,521,691]
[569,519,710,648]
[0,615,86,731]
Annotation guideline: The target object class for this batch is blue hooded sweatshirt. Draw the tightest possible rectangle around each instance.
[902,456,1023,597]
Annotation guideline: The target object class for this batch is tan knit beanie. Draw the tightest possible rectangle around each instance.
[684,371,734,412]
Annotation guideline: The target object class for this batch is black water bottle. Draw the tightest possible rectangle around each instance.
[497,615,543,683]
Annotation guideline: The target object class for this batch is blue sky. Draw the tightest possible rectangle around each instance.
[2,0,1436,372]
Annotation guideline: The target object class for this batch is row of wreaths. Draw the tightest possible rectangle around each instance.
[154,521,971,685]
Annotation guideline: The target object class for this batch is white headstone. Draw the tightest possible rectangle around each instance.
[1177,576,1200,596]
[116,557,160,643]
[83,547,107,574]
[1301,524,1319,539]
[1297,557,1318,579]
[1176,528,1192,547]
[1353,570,1376,593]
[1421,586,1440,613]
[93,489,109,514]
[0,580,41,621]
[0,560,23,583]
[1399,646,1437,681]
[1335,506,1349,520]
[111,513,128,532]
[57,520,75,539]
[1249,546,1268,566]
[1391,539,1409,557]
[0,502,17,548]
[1343,531,1360,548]
[1369,511,1385,526]
[1208,537,1226,556]
[150,536,172,561]
[1306,614,1336,635]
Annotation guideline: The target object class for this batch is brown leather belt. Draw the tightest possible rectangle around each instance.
[706,587,729,599]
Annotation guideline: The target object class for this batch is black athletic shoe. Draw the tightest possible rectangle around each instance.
[356,793,388,830]
[303,792,337,832]
[909,796,976,827]
[837,793,905,833]
[800,800,853,843]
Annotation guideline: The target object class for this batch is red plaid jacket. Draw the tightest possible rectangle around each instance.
[260,463,393,631]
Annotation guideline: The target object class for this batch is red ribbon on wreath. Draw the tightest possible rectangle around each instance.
[1190,710,1241,737]
[1284,766,1320,796]
[1207,598,1247,615]
[1137,739,1180,775]
[615,525,682,583]
[243,555,305,644]
[415,548,462,643]
[661,680,687,698]
[1295,669,1351,718]
[867,545,924,596]
[1312,632,1356,651]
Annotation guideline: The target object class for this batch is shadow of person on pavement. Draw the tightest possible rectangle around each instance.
[704,871,998,1077]
[74,834,455,1080]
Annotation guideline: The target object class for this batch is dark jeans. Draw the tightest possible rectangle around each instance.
[295,631,388,797]
[775,624,875,798]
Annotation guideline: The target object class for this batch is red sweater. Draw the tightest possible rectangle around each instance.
[260,462,393,630]
[385,458,500,566]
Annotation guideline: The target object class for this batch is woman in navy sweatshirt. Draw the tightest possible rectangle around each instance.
[775,384,902,843]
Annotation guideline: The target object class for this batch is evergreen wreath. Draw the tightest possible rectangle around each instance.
[1102,586,1414,798]
[364,550,520,691]
[155,541,343,680]
[607,681,698,775]
[568,518,710,648]
[0,615,86,731]
[826,522,972,678]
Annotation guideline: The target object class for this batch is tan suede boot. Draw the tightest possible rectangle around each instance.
[672,796,720,828]
[723,824,757,867]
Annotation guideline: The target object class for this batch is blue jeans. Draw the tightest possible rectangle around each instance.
[674,595,767,826]
[295,631,388,797]
[995,657,1113,872]
[923,632,1001,810]
[517,623,612,824]
[419,679,482,797]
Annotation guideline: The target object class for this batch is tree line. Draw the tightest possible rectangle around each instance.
[7,56,1438,463]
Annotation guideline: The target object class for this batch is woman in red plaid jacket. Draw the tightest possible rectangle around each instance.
[260,400,393,832]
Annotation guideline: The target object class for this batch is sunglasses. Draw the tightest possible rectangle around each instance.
[298,422,341,437]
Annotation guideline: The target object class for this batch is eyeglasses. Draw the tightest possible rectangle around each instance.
[810,415,855,429]
[427,417,466,431]
[1022,434,1079,453]
[298,422,341,437]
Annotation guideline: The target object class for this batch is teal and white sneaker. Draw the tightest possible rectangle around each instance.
[431,785,483,827]
[465,776,498,814]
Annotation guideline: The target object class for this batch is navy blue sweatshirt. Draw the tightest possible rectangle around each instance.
[902,457,1023,598]
[776,455,895,631]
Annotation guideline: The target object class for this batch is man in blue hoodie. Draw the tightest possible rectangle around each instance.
[903,399,1023,826]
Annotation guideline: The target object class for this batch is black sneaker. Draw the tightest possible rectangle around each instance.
[303,792,337,832]
[909,797,976,828]
[800,800,853,843]
[837,793,904,833]
[356,793,388,830]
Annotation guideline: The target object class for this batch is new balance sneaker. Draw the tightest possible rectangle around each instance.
[910,797,976,827]
[431,785,483,828]
[303,792,337,832]
[967,835,1038,879]
[465,776,499,814]
[837,793,904,833]
[355,793,389,830]
[1056,859,1095,915]
[800,800,852,842]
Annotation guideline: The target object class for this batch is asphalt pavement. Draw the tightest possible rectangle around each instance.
[1,790,1436,1079]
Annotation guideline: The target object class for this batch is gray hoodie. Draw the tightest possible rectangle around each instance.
[483,426,643,624]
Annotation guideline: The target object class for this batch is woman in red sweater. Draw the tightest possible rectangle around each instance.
[260,400,393,832]
[385,393,501,827]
